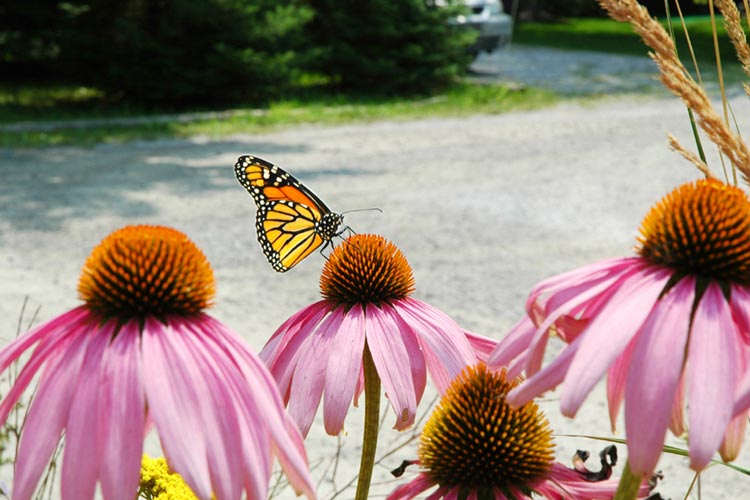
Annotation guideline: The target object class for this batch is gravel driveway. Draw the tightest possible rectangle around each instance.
[1,70,749,497]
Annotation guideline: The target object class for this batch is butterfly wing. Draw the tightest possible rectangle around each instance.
[234,155,341,272]
[234,155,333,213]
[258,200,327,272]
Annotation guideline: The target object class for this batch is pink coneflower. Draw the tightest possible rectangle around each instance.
[260,233,480,437]
[0,225,316,500]
[387,364,652,500]
[488,179,750,476]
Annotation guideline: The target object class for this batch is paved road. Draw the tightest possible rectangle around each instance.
[1,90,749,497]
[471,45,743,97]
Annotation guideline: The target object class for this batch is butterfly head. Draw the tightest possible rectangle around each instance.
[318,212,345,240]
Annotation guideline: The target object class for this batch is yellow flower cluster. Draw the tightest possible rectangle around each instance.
[138,455,200,500]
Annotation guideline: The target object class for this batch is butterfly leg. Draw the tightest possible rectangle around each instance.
[319,238,334,261]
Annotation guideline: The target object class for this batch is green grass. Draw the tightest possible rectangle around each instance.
[514,16,743,67]
[0,83,557,148]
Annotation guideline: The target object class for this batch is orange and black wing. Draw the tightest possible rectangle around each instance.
[234,155,343,272]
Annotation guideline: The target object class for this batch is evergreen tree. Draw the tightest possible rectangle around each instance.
[304,0,475,94]
[60,0,313,105]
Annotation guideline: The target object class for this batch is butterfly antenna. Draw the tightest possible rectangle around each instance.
[340,207,383,216]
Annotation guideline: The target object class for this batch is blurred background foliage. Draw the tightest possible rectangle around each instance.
[0,0,728,109]
[0,0,474,106]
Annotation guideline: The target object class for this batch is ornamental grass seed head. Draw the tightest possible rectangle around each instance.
[489,179,750,475]
[260,233,494,436]
[0,225,316,500]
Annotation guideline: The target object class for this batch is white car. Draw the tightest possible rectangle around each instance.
[452,0,513,54]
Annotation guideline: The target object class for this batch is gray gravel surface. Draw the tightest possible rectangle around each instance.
[1,93,750,498]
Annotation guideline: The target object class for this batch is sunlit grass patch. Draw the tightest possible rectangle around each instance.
[0,83,557,148]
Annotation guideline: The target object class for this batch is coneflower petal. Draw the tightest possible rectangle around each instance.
[606,337,634,432]
[388,306,427,404]
[0,307,87,374]
[720,413,748,462]
[205,321,298,499]
[506,338,579,408]
[14,330,90,500]
[366,306,417,430]
[525,271,629,376]
[99,321,145,500]
[487,316,536,371]
[141,319,212,499]
[687,282,739,470]
[0,316,79,425]
[625,277,693,475]
[324,305,365,435]
[560,267,669,416]
[526,257,636,312]
[181,321,245,500]
[387,473,434,500]
[397,298,474,392]
[61,323,112,500]
[288,310,337,437]
[261,301,329,369]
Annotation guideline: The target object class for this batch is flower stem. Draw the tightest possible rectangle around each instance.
[613,460,642,500]
[354,343,380,500]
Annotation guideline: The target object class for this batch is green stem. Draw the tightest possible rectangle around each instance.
[613,460,643,500]
[354,343,380,500]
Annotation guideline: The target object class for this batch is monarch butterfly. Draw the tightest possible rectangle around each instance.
[234,155,346,272]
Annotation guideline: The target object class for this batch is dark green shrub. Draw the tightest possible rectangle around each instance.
[304,0,475,94]
[60,0,313,106]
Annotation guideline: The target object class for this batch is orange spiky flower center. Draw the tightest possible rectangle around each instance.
[78,225,215,318]
[418,364,554,498]
[320,234,415,307]
[637,179,750,284]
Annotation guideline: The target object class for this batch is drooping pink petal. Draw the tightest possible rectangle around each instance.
[733,371,750,416]
[560,267,670,417]
[261,302,330,398]
[686,282,739,470]
[527,257,638,312]
[397,298,474,392]
[729,284,750,344]
[537,463,648,498]
[178,318,246,500]
[668,378,686,437]
[366,305,417,430]
[0,317,79,424]
[261,301,329,367]
[60,322,113,500]
[288,309,338,436]
[463,330,497,362]
[323,305,365,435]
[720,411,748,462]
[524,269,632,377]
[506,335,581,407]
[203,317,314,499]
[625,277,693,475]
[13,327,91,500]
[0,306,88,373]
[386,473,435,500]
[487,316,536,370]
[388,306,427,405]
[141,318,212,500]
[99,321,146,500]
[606,335,636,432]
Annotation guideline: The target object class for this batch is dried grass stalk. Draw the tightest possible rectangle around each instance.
[667,133,715,178]
[598,0,750,182]
[715,0,750,83]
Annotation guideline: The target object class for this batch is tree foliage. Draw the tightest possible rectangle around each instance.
[303,0,475,94]
[1,0,477,105]
[57,0,313,105]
